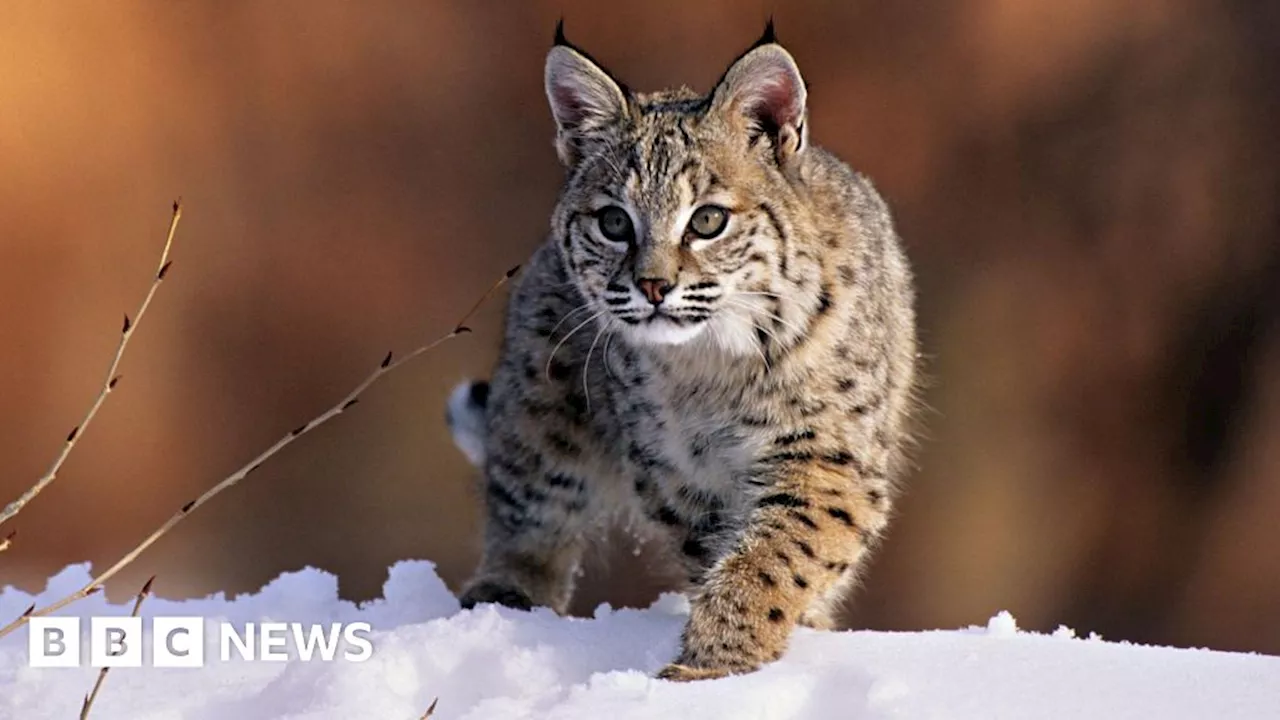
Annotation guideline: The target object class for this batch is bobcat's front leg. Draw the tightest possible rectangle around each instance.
[657,458,889,681]
[459,427,597,613]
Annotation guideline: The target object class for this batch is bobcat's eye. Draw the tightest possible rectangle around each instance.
[596,206,635,244]
[688,205,729,240]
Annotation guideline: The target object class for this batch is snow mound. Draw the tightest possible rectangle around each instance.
[3,562,1278,719]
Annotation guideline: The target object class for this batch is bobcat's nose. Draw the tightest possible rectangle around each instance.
[636,278,674,305]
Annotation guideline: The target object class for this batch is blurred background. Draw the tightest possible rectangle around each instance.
[2,0,1278,654]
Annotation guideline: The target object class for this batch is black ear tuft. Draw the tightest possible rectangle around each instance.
[753,17,777,49]
[545,29,632,166]
[545,23,632,100]
[709,25,808,163]
[712,19,784,94]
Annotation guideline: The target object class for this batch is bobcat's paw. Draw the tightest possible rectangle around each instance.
[458,579,534,611]
[655,661,754,682]
[797,610,837,630]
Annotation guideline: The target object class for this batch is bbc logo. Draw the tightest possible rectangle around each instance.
[29,617,205,668]
[28,617,373,667]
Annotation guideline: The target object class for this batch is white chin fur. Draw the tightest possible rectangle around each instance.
[624,317,707,346]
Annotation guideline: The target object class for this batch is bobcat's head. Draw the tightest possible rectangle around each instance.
[547,22,819,355]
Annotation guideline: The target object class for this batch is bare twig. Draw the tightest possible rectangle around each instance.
[420,698,439,718]
[0,264,519,640]
[0,530,14,553]
[0,201,182,540]
[80,576,154,720]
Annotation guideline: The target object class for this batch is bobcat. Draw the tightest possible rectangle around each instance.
[447,22,918,681]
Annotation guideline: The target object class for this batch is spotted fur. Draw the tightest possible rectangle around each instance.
[448,23,918,681]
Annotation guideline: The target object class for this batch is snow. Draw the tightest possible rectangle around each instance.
[2,562,1278,719]
[984,609,1018,638]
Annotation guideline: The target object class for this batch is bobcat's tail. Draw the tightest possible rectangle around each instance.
[446,379,490,468]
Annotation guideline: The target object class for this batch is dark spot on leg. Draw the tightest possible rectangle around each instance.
[816,286,833,315]
[774,429,817,446]
[546,432,581,457]
[826,507,855,526]
[682,538,710,562]
[768,607,785,623]
[758,570,776,587]
[793,574,809,589]
[548,359,573,381]
[545,472,584,490]
[654,505,682,526]
[793,539,816,559]
[564,392,588,418]
[487,479,524,511]
[764,450,815,463]
[789,510,819,530]
[823,451,854,466]
[758,492,809,509]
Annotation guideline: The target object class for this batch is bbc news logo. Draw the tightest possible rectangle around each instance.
[28,617,373,667]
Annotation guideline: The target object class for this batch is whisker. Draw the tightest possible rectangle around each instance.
[543,279,583,290]
[718,311,772,371]
[749,323,773,371]
[598,152,627,184]
[708,316,767,371]
[602,327,619,383]
[582,319,611,412]
[548,302,596,339]
[751,318,785,352]
[757,310,808,338]
[724,298,808,338]
[706,317,725,354]
[546,310,608,381]
[733,290,783,299]
[730,300,785,358]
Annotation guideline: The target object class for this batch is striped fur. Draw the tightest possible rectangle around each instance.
[452,24,918,681]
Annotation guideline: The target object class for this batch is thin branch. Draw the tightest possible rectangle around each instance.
[0,530,14,553]
[0,264,519,640]
[420,698,439,718]
[80,575,154,720]
[0,201,183,538]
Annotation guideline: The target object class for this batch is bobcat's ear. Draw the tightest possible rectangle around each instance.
[545,22,630,167]
[711,24,808,164]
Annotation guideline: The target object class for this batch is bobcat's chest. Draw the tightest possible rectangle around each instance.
[616,374,767,498]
